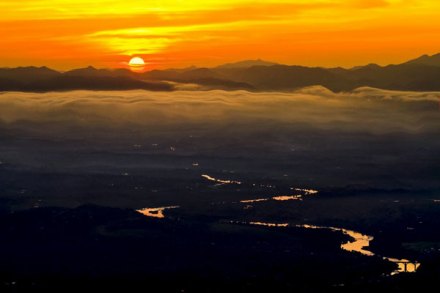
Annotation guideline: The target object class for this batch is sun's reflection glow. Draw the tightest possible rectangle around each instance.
[385,257,421,275]
[292,188,319,195]
[137,206,179,218]
[272,195,303,201]
[201,174,242,185]
[249,221,289,227]
[240,187,317,203]
[234,221,421,276]
[240,198,269,203]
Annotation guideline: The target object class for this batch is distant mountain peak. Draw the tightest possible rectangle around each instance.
[404,52,440,66]
[64,66,108,76]
[350,63,382,71]
[217,59,278,69]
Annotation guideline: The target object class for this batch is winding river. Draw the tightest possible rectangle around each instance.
[249,221,420,275]
[136,206,179,218]
[137,174,420,276]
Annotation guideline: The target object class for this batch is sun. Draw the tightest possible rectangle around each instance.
[129,56,145,67]
[128,56,146,72]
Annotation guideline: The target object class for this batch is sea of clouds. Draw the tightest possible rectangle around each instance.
[0,87,439,199]
[0,87,438,134]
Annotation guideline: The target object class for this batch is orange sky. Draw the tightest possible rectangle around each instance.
[1,0,440,70]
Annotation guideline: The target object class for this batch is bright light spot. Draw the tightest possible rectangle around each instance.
[272,195,303,201]
[129,56,145,67]
[137,206,179,218]
[201,174,242,185]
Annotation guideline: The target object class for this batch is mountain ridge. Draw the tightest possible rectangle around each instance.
[1,53,440,92]
[216,59,279,69]
[403,53,440,66]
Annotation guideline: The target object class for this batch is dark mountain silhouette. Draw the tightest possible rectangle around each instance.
[0,66,60,85]
[64,66,135,78]
[214,65,349,91]
[216,59,279,69]
[0,66,173,92]
[1,53,440,92]
[403,53,440,67]
[349,63,382,71]
[143,67,255,90]
[143,53,440,92]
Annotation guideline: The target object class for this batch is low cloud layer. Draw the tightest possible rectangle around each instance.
[0,87,438,134]
[0,87,439,206]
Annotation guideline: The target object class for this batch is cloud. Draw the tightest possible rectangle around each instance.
[0,87,437,193]
[0,88,438,135]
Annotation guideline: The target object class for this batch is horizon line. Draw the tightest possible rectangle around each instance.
[2,52,439,72]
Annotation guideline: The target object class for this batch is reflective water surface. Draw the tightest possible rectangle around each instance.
[201,174,242,185]
[249,221,289,227]
[240,187,318,203]
[384,257,421,275]
[296,224,375,256]
[272,195,303,201]
[240,198,269,203]
[296,224,421,275]
[292,188,319,195]
[238,221,420,275]
[136,175,420,276]
[136,206,180,218]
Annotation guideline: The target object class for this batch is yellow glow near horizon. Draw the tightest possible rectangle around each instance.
[1,0,440,69]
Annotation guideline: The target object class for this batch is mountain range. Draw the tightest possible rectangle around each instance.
[1,54,440,92]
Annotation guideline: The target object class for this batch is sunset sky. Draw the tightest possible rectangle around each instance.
[1,0,440,70]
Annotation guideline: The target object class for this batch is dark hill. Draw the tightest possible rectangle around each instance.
[403,53,440,67]
[2,53,440,92]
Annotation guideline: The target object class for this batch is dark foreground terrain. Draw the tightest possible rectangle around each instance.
[0,203,439,293]
[0,88,439,292]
